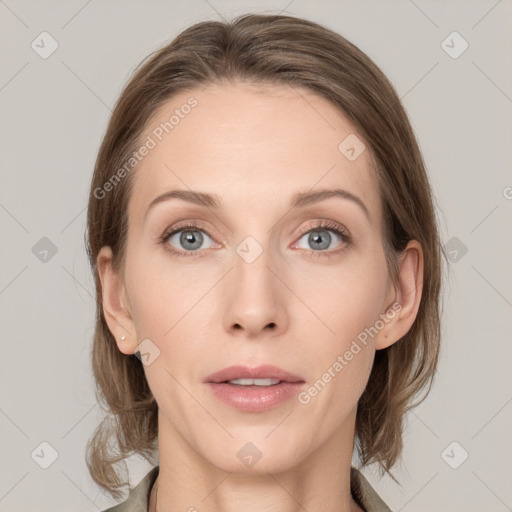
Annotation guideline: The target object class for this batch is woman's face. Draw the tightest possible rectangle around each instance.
[107,80,399,473]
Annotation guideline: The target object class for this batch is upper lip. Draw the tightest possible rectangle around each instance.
[203,364,305,384]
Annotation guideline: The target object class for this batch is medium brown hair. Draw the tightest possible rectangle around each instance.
[85,13,447,500]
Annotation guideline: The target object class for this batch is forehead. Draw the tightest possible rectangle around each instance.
[128,80,380,227]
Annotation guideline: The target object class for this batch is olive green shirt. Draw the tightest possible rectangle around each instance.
[103,465,392,512]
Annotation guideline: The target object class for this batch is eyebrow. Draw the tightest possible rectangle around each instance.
[144,187,370,221]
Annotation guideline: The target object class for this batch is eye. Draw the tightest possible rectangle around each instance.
[160,223,217,258]
[159,220,351,259]
[294,220,351,256]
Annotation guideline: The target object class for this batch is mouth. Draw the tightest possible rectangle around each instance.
[222,377,283,387]
[203,364,305,384]
[203,365,305,412]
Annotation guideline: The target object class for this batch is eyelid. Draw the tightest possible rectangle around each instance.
[295,219,350,238]
[291,219,351,251]
[160,218,351,258]
[161,221,220,246]
[161,220,349,241]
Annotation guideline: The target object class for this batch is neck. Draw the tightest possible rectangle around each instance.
[149,408,363,512]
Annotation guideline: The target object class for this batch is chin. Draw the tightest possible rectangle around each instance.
[198,434,307,475]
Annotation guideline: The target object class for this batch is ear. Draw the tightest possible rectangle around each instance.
[96,246,139,355]
[374,239,424,350]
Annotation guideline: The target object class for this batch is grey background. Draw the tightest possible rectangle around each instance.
[1,0,511,510]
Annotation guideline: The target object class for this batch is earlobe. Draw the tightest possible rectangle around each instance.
[375,240,424,350]
[96,246,138,355]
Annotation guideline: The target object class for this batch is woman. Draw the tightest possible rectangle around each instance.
[85,13,445,512]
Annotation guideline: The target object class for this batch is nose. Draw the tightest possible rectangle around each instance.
[223,243,288,339]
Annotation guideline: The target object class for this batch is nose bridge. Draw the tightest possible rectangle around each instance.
[229,203,279,275]
[223,227,286,335]
[233,231,276,297]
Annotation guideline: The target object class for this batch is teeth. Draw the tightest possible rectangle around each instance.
[228,378,280,386]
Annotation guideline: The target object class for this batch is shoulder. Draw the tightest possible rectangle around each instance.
[102,466,159,512]
[350,466,393,512]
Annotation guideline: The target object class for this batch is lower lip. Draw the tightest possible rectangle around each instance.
[205,382,304,412]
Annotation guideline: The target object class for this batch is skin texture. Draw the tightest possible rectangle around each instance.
[97,80,423,512]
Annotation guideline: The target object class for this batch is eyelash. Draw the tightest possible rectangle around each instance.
[159,220,351,259]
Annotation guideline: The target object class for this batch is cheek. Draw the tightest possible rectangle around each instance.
[300,252,389,392]
[296,265,386,418]
[296,251,389,338]
[124,242,201,332]
[124,248,215,385]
